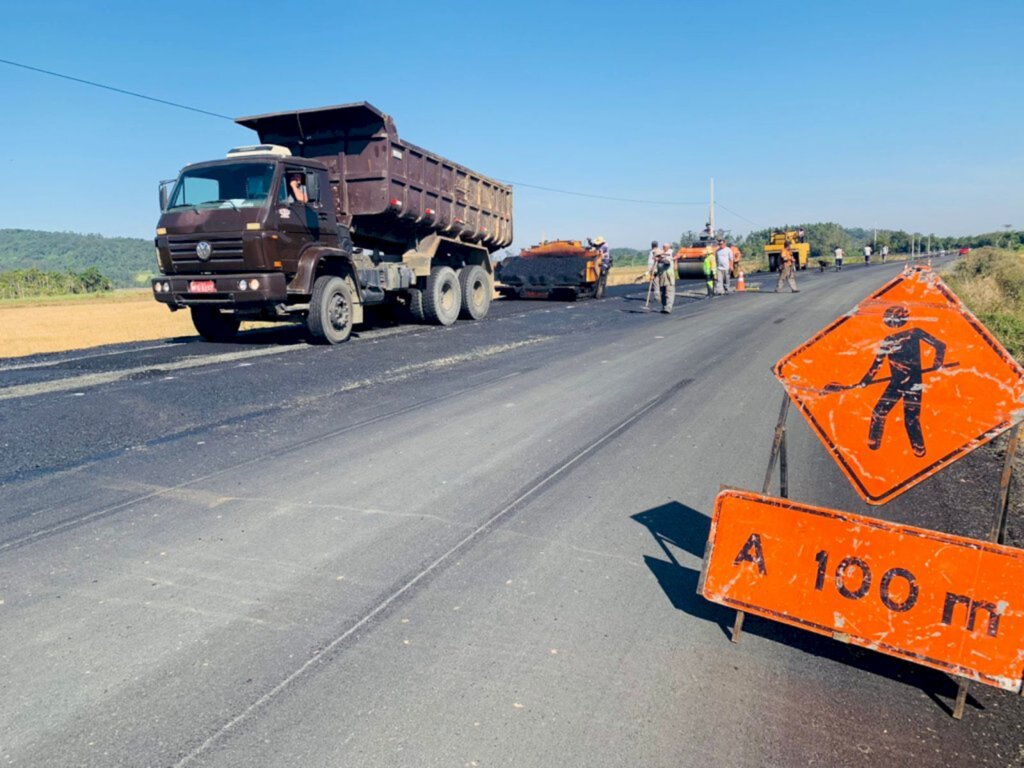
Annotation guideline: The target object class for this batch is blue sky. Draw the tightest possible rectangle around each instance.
[0,0,1021,250]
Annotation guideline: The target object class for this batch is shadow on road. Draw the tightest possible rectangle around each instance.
[173,305,417,348]
[631,500,981,716]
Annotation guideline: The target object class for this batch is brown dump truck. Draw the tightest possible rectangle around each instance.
[495,239,608,300]
[152,102,513,343]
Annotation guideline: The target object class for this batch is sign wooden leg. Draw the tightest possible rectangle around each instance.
[731,610,745,644]
[951,424,1020,720]
[761,396,791,496]
[988,424,1021,545]
[779,428,789,499]
[953,679,969,720]
[734,395,793,643]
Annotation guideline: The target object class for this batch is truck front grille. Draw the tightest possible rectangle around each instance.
[167,235,245,268]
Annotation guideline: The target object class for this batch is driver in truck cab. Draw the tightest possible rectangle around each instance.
[286,171,309,204]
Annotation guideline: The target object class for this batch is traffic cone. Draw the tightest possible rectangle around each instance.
[736,270,746,292]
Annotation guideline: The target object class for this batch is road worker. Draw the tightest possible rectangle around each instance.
[775,243,799,293]
[834,245,844,271]
[648,241,675,313]
[714,239,733,294]
[589,236,611,298]
[702,248,716,297]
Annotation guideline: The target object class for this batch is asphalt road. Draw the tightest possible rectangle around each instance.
[2,259,1022,768]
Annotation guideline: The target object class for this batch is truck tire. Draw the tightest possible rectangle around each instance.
[307,275,354,344]
[458,265,491,320]
[190,307,240,342]
[406,287,426,322]
[423,266,461,326]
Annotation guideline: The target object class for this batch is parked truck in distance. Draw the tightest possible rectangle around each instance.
[764,230,810,272]
[152,103,513,343]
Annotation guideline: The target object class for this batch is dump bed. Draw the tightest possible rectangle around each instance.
[236,103,513,253]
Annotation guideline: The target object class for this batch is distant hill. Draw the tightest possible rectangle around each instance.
[0,229,154,287]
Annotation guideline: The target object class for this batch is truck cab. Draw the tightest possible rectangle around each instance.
[154,146,359,341]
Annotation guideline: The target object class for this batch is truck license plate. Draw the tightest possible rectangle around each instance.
[189,280,216,293]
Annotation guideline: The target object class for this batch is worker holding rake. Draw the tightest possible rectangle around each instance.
[646,242,675,313]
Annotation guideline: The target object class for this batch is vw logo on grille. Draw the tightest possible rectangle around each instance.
[196,241,212,261]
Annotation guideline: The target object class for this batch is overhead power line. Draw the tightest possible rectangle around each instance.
[497,179,706,206]
[0,56,758,223]
[0,57,233,121]
[715,202,759,227]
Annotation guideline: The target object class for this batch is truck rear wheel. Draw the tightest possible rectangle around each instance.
[458,265,491,320]
[308,275,354,344]
[423,266,461,325]
[190,307,240,342]
[406,287,426,322]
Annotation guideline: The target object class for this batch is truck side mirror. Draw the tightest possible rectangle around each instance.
[158,179,175,211]
[306,173,320,204]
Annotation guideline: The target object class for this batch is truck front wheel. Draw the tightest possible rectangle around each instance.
[423,266,461,325]
[308,275,354,344]
[190,307,240,342]
[458,265,491,320]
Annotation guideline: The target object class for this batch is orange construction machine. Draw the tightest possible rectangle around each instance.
[675,237,742,280]
[495,239,608,300]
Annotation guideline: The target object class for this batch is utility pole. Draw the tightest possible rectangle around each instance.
[928,234,932,254]
[709,177,715,237]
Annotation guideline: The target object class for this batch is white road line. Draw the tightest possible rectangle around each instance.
[0,342,187,371]
[0,346,307,401]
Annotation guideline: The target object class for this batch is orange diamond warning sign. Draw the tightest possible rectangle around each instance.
[774,266,1024,505]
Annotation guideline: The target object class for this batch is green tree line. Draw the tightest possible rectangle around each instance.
[610,225,1024,267]
[0,267,113,300]
[0,229,154,288]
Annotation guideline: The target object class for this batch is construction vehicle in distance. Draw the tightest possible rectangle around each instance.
[674,178,741,280]
[765,230,810,272]
[675,236,742,280]
[152,102,513,344]
[495,239,607,300]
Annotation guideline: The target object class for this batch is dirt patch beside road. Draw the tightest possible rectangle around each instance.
[0,291,197,358]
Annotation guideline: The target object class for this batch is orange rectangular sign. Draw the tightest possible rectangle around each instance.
[700,490,1024,691]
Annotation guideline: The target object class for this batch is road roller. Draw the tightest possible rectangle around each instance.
[675,238,742,280]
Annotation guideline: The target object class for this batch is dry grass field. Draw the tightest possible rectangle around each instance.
[1,266,661,359]
[0,291,200,358]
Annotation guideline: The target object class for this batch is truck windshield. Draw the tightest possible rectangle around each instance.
[167,163,275,210]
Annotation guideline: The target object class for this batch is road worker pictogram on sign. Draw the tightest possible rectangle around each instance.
[774,265,1024,505]
[700,490,1024,692]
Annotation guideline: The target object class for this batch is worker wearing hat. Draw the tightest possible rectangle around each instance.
[589,236,611,298]
[647,241,675,314]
